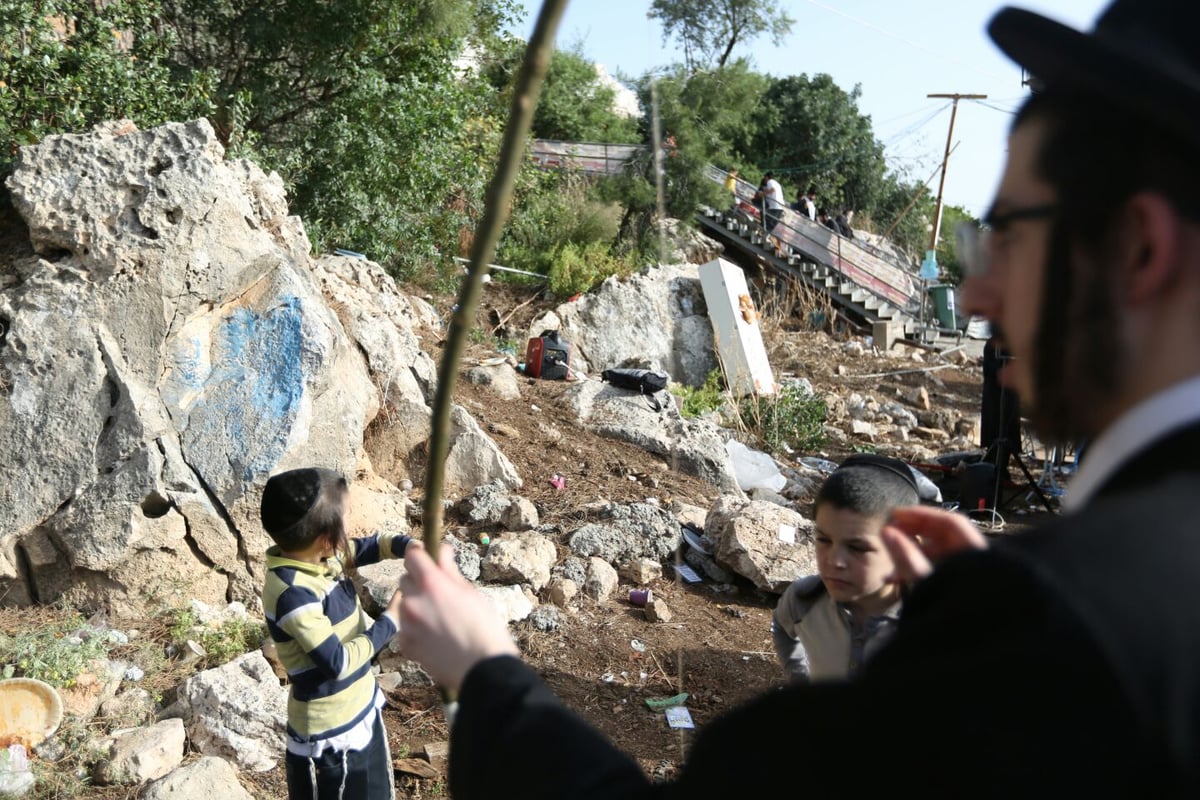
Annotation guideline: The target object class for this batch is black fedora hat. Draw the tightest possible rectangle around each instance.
[989,1,1200,146]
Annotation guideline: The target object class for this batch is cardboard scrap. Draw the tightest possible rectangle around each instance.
[665,707,695,729]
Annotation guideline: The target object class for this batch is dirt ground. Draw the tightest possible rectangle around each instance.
[360,279,1063,798]
[4,277,1067,799]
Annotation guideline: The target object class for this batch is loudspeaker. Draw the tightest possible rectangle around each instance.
[959,462,998,512]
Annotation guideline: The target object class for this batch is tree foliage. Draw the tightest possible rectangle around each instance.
[159,0,517,280]
[934,203,976,284]
[869,173,935,261]
[0,0,214,164]
[1,0,949,287]
[483,41,639,143]
[649,0,793,70]
[607,60,767,252]
[746,74,886,213]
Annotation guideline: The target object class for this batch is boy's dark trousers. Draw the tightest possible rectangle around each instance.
[285,714,394,800]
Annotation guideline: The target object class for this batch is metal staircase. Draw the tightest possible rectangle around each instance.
[697,165,926,336]
[528,141,949,341]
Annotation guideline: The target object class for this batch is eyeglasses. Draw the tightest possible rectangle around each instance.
[956,203,1058,278]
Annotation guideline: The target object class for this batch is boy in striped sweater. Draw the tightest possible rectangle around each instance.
[261,467,411,800]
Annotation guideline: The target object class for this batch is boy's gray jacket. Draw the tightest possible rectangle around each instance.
[771,575,900,682]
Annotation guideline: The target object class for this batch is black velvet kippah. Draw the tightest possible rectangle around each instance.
[837,453,920,494]
[260,468,323,533]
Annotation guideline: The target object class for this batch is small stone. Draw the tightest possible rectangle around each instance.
[424,741,450,772]
[619,558,663,585]
[488,422,520,438]
[548,578,578,608]
[376,672,403,692]
[528,605,562,632]
[645,598,673,623]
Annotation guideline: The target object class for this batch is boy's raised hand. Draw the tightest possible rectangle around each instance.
[882,506,988,585]
[397,542,519,693]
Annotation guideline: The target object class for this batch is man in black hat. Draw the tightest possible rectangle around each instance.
[393,3,1200,796]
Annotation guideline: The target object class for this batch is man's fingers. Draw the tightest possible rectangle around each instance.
[882,526,934,584]
[888,506,987,556]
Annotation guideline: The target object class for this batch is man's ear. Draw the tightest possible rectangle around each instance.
[1121,192,1183,304]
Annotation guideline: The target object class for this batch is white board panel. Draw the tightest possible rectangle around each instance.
[698,258,777,397]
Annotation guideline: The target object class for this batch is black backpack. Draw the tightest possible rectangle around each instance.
[601,368,669,410]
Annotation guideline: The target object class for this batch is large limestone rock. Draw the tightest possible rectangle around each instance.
[142,756,254,800]
[0,119,508,613]
[567,502,681,563]
[0,120,366,611]
[529,263,716,387]
[562,380,740,494]
[92,718,186,786]
[445,405,522,492]
[479,584,535,623]
[175,651,287,772]
[706,497,817,593]
[480,532,557,591]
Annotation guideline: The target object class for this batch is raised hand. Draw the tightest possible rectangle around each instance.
[397,542,519,692]
[882,505,988,585]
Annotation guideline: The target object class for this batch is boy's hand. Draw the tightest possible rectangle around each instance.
[397,542,518,693]
[882,506,988,585]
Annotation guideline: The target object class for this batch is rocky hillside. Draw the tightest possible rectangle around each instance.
[0,120,1015,798]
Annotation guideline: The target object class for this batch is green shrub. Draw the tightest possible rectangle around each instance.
[739,383,827,454]
[166,608,266,669]
[673,368,725,418]
[0,614,112,687]
[499,169,629,286]
[547,240,635,297]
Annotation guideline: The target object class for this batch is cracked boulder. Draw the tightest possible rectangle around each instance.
[0,119,411,613]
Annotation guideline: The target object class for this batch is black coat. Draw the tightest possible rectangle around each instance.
[450,422,1200,799]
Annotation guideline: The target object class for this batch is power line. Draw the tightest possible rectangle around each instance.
[876,102,951,127]
[970,99,1020,115]
[881,102,951,147]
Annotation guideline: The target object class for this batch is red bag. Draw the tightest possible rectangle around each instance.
[525,330,571,380]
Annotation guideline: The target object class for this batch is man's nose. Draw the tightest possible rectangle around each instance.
[959,272,997,320]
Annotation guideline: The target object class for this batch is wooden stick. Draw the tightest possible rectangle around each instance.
[490,289,543,336]
[852,363,958,380]
[420,0,567,722]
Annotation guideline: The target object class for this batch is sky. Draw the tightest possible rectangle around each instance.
[514,0,1110,218]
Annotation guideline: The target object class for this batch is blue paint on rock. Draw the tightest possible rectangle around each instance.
[184,294,313,494]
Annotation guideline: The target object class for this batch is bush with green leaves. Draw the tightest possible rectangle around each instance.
[546,240,636,297]
[673,368,725,418]
[1,0,215,165]
[166,607,266,669]
[499,168,628,279]
[739,383,827,455]
[0,613,112,687]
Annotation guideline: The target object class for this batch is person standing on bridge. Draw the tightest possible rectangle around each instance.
[723,168,740,210]
[800,187,818,221]
[754,171,785,234]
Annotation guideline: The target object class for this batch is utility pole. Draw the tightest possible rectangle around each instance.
[926,93,987,256]
[918,92,985,341]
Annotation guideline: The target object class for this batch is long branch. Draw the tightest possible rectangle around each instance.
[421,0,567,561]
